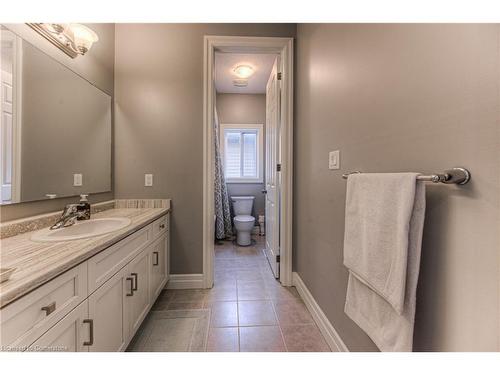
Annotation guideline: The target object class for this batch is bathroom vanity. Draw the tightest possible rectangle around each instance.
[0,204,170,351]
[0,26,171,352]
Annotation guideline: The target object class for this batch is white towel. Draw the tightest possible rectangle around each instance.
[343,173,426,351]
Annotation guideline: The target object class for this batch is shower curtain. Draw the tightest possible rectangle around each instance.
[214,108,233,240]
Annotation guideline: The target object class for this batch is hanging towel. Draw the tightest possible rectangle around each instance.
[343,173,426,351]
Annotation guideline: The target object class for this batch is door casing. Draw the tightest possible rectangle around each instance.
[202,35,294,287]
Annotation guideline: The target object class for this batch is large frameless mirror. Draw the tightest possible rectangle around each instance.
[0,25,112,205]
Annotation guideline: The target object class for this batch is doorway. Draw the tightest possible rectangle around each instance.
[203,36,294,288]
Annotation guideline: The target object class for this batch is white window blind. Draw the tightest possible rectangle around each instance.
[225,132,242,179]
[220,124,263,183]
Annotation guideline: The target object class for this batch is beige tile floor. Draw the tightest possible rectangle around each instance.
[148,236,331,352]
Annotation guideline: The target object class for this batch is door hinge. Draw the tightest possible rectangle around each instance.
[277,72,282,80]
[276,255,280,263]
[276,163,282,172]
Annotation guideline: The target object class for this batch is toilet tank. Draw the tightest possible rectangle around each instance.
[231,196,255,216]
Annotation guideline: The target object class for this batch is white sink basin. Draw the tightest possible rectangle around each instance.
[31,217,132,242]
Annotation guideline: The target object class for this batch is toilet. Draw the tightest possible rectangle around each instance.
[231,196,255,246]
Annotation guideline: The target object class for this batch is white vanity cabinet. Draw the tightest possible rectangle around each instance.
[149,235,168,301]
[29,301,90,352]
[0,213,170,352]
[87,266,130,351]
[126,247,152,336]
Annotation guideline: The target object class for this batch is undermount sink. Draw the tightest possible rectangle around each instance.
[31,217,132,242]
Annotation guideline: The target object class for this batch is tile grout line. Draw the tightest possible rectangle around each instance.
[234,241,242,352]
[270,295,289,352]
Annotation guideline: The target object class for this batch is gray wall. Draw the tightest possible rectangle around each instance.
[114,24,296,275]
[216,93,266,218]
[0,23,115,222]
[295,24,500,351]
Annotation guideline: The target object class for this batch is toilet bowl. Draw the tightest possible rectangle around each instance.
[231,196,255,246]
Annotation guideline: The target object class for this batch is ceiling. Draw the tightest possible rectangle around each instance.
[215,52,277,94]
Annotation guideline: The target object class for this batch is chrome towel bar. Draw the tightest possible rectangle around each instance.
[342,167,471,185]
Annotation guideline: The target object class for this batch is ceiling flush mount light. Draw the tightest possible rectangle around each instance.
[27,23,99,58]
[233,79,248,87]
[233,64,255,79]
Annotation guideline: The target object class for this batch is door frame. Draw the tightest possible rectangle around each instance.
[202,35,294,287]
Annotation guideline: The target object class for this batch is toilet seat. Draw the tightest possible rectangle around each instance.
[234,215,254,223]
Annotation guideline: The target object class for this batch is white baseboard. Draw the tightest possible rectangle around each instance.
[293,272,349,352]
[166,274,204,289]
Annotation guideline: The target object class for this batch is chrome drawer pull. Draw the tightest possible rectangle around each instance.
[131,273,138,291]
[126,277,134,296]
[153,251,159,266]
[41,302,56,316]
[83,319,94,346]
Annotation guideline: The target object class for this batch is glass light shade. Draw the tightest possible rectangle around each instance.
[233,65,254,79]
[68,24,99,52]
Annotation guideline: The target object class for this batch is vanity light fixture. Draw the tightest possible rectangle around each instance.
[27,23,99,58]
[233,64,255,79]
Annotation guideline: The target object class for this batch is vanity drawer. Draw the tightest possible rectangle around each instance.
[0,263,87,350]
[151,215,169,238]
[87,225,151,294]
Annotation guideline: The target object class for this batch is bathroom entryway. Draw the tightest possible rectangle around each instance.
[205,36,294,288]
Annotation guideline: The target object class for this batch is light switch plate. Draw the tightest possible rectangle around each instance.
[145,174,153,187]
[329,150,340,170]
[73,173,83,186]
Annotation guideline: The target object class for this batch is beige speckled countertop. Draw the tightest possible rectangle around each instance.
[0,207,170,308]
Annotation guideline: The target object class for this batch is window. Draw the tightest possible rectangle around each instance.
[220,123,263,183]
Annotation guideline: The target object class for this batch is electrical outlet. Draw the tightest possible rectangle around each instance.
[329,150,340,170]
[145,174,153,187]
[73,173,83,186]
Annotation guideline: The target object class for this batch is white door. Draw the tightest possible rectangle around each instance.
[264,57,281,278]
[88,267,130,352]
[1,70,13,203]
[29,301,90,352]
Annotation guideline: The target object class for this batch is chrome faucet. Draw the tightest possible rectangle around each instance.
[50,197,91,230]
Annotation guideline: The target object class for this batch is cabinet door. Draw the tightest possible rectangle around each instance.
[150,236,168,301]
[88,268,129,352]
[29,301,89,352]
[127,248,151,336]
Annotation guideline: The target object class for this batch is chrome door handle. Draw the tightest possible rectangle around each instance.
[131,273,138,291]
[41,302,56,316]
[126,277,134,296]
[153,251,159,266]
[83,319,94,346]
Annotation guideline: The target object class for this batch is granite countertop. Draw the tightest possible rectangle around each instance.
[0,207,170,308]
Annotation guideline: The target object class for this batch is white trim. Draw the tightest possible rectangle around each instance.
[11,35,22,203]
[220,123,264,184]
[293,272,349,352]
[203,36,294,289]
[166,274,204,290]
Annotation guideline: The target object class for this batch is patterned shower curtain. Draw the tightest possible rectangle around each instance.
[214,108,233,240]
